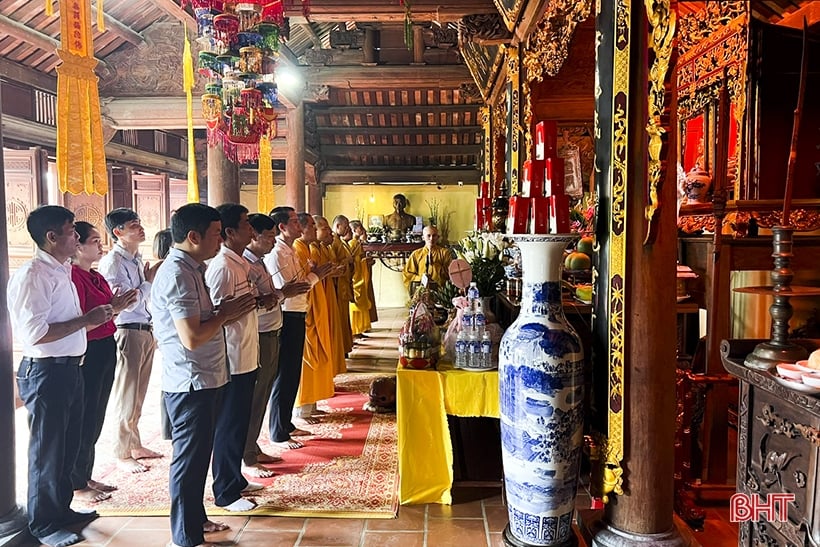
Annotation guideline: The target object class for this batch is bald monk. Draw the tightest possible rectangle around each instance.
[315,216,348,377]
[348,220,372,336]
[331,215,355,355]
[292,213,335,423]
[402,225,452,294]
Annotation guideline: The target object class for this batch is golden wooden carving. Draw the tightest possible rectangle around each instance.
[678,0,746,55]
[643,0,675,244]
[522,0,592,82]
[507,46,521,196]
[481,105,492,183]
[493,0,527,33]
[492,93,507,191]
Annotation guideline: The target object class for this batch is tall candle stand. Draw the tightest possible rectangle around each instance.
[737,225,820,370]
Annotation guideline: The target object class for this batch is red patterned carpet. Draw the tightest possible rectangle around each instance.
[75,373,398,518]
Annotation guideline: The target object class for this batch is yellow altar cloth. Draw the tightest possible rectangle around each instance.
[396,362,499,505]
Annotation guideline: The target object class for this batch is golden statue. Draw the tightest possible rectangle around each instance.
[384,194,416,239]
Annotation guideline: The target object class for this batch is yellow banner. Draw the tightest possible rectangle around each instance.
[56,0,107,196]
[257,135,275,213]
[183,26,199,203]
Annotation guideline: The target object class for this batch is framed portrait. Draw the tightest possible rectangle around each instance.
[369,214,384,228]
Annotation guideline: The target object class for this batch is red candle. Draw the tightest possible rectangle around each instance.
[530,197,550,234]
[535,120,557,160]
[507,196,531,234]
[522,159,545,198]
[549,194,570,233]
[475,197,490,231]
[545,157,565,197]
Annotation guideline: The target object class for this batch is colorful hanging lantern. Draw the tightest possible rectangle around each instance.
[240,88,263,110]
[194,8,216,43]
[235,1,263,32]
[256,22,280,54]
[229,106,258,143]
[261,0,285,26]
[221,73,244,107]
[235,31,263,49]
[197,51,219,77]
[239,46,263,74]
[213,13,239,54]
[201,93,223,130]
[256,82,278,107]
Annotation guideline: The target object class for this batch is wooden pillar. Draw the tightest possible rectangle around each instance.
[206,143,239,205]
[0,82,29,542]
[412,25,425,64]
[363,26,378,65]
[590,0,684,544]
[307,183,322,215]
[285,103,305,211]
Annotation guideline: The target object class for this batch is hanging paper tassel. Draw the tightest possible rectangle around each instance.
[183,24,200,203]
[97,0,105,31]
[45,0,53,16]
[257,134,275,213]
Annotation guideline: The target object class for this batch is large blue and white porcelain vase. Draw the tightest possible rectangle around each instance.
[499,234,584,547]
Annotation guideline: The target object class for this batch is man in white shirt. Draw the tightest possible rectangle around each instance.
[98,208,161,473]
[264,207,333,449]
[8,206,113,547]
[241,213,309,477]
[205,204,264,511]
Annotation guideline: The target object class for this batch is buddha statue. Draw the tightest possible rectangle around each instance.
[384,194,416,240]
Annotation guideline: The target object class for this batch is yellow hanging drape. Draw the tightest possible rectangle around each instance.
[55,0,107,196]
[97,0,104,32]
[183,25,199,203]
[257,135,275,213]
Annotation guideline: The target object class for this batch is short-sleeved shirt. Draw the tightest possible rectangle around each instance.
[151,247,228,393]
[7,248,86,358]
[243,247,283,333]
[205,246,259,376]
[265,237,319,313]
[71,266,117,341]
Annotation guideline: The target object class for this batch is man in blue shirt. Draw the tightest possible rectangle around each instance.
[151,203,256,547]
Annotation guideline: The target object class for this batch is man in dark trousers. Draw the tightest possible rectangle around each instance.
[151,203,256,547]
[8,205,113,547]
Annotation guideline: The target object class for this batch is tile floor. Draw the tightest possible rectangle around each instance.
[11,307,736,546]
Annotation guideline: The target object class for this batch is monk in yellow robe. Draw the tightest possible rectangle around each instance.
[348,220,372,335]
[402,225,452,294]
[315,216,347,376]
[293,213,335,421]
[331,215,355,354]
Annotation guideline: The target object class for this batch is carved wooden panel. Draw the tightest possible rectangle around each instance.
[110,167,132,211]
[132,173,168,258]
[4,148,46,272]
[61,190,109,246]
[168,178,188,216]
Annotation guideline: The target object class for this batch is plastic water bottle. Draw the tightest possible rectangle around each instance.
[473,298,486,336]
[480,331,493,369]
[467,281,480,301]
[467,331,480,369]
[461,308,474,333]
[455,329,468,369]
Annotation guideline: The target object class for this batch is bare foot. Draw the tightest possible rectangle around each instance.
[291,427,312,436]
[272,438,303,449]
[312,409,329,415]
[202,520,229,533]
[256,453,282,464]
[73,487,111,504]
[297,416,320,425]
[132,447,163,460]
[87,479,117,492]
[242,463,276,478]
[117,457,149,473]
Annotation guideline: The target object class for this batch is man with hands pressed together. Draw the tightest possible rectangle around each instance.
[151,203,257,547]
[8,205,114,547]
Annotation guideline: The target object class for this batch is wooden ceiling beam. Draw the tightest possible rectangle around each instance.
[320,167,481,184]
[91,7,145,46]
[311,104,479,115]
[150,0,196,29]
[0,14,60,54]
[0,57,56,91]
[321,144,479,155]
[778,2,820,27]
[286,0,497,23]
[317,125,482,135]
[303,64,473,88]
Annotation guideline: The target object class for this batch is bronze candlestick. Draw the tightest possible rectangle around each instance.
[740,226,812,370]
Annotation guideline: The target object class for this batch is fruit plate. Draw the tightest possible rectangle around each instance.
[772,373,820,395]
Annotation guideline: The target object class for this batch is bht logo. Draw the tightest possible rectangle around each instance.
[730,493,795,523]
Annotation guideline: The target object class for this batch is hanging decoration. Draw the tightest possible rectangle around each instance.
[182,0,286,164]
[52,0,108,195]
[257,135,275,212]
[183,24,200,202]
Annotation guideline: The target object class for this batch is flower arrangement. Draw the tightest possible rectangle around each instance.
[455,231,509,297]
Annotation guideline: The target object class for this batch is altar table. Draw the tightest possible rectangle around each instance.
[396,362,499,505]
